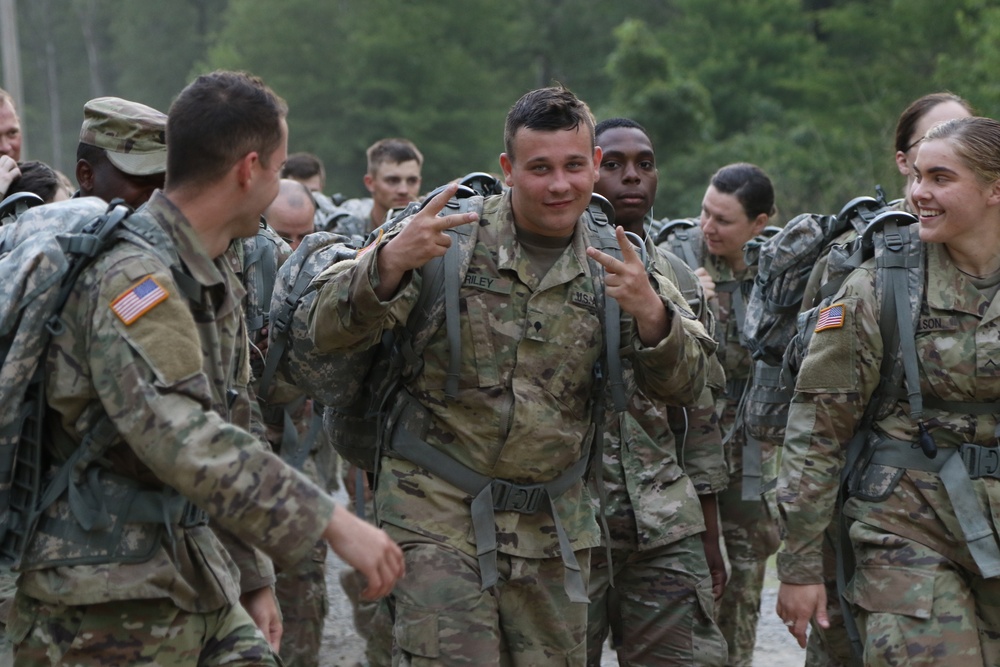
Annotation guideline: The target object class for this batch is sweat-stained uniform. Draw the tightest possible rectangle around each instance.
[586,237,729,667]
[658,225,780,667]
[778,240,1000,666]
[8,192,336,666]
[308,190,716,665]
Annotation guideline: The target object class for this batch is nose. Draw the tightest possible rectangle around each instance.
[548,168,570,193]
[623,163,640,184]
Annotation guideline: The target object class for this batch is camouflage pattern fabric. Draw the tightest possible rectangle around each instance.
[7,591,280,666]
[778,240,1000,663]
[382,526,591,666]
[308,190,716,662]
[657,226,779,667]
[13,191,336,656]
[274,540,329,667]
[587,234,728,665]
[330,197,374,240]
[587,536,727,666]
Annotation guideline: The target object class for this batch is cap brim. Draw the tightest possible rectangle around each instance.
[106,149,166,176]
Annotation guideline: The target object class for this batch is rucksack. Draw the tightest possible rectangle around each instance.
[0,192,45,226]
[266,183,628,471]
[0,198,139,566]
[741,188,902,447]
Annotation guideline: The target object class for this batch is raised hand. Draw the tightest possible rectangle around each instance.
[375,182,479,300]
[586,225,670,346]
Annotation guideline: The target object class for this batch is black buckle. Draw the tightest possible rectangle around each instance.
[960,443,1000,480]
[491,480,544,514]
[180,502,209,528]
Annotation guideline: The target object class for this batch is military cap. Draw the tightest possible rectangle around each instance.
[79,97,167,176]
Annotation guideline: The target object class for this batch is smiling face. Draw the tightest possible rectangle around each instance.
[500,124,601,237]
[896,100,973,209]
[911,137,1000,248]
[595,126,657,232]
[699,184,767,267]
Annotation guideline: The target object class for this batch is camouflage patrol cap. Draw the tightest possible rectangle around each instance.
[79,97,167,176]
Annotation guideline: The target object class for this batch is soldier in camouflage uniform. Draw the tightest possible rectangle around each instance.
[330,137,423,241]
[585,117,728,666]
[256,178,341,667]
[794,93,975,667]
[281,152,343,232]
[307,87,716,665]
[6,70,403,666]
[74,96,168,209]
[776,116,1000,665]
[658,163,780,667]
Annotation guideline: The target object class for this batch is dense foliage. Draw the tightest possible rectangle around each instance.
[5,0,998,218]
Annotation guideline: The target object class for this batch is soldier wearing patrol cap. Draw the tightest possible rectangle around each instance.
[6,71,404,666]
[75,96,168,209]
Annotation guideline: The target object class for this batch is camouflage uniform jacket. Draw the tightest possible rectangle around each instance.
[329,197,374,242]
[598,236,727,551]
[308,191,715,559]
[20,191,336,611]
[777,241,1000,583]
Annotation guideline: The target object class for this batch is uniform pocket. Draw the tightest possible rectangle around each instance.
[846,565,934,619]
[393,602,440,659]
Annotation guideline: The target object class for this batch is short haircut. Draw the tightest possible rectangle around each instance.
[6,161,59,203]
[165,70,288,189]
[76,141,108,167]
[595,117,648,142]
[0,87,12,109]
[895,92,974,154]
[282,152,326,185]
[366,138,423,175]
[504,86,595,160]
[710,163,776,219]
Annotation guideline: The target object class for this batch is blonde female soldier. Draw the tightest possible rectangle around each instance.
[777,117,1000,664]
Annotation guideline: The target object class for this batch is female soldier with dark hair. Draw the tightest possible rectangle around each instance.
[659,162,779,667]
[777,117,1000,665]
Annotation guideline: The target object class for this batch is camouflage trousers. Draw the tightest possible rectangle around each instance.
[7,591,281,666]
[845,521,1000,666]
[586,533,728,666]
[381,525,590,666]
[275,539,329,667]
[716,459,780,667]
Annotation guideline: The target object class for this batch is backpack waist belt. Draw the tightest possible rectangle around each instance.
[389,409,590,603]
[868,438,1000,578]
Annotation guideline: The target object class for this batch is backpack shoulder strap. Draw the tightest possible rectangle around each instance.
[584,194,626,413]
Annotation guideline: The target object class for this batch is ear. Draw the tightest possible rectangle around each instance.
[988,178,1000,207]
[235,152,258,189]
[751,212,769,235]
[499,153,514,187]
[895,150,910,177]
[592,146,602,183]
[75,159,93,194]
[363,173,375,194]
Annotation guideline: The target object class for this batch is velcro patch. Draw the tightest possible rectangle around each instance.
[111,276,168,325]
[815,303,846,332]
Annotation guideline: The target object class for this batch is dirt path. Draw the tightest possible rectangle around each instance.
[319,487,806,666]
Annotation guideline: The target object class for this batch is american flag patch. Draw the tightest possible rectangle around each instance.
[111,276,168,325]
[355,228,385,259]
[815,303,846,332]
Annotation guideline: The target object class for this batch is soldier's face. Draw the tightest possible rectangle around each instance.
[365,160,421,213]
[82,156,164,209]
[700,185,767,267]
[595,126,657,231]
[0,101,22,161]
[500,125,600,238]
[911,138,1000,248]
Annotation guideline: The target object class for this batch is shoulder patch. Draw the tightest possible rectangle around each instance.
[110,276,169,325]
[355,228,384,259]
[814,302,846,332]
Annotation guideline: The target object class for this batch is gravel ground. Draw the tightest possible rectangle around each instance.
[319,486,806,666]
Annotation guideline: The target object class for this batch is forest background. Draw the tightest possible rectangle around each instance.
[4,0,999,220]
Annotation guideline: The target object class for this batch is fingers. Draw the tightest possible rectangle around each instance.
[420,183,480,232]
[586,226,640,274]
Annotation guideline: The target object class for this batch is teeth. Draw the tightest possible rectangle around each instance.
[919,208,941,217]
